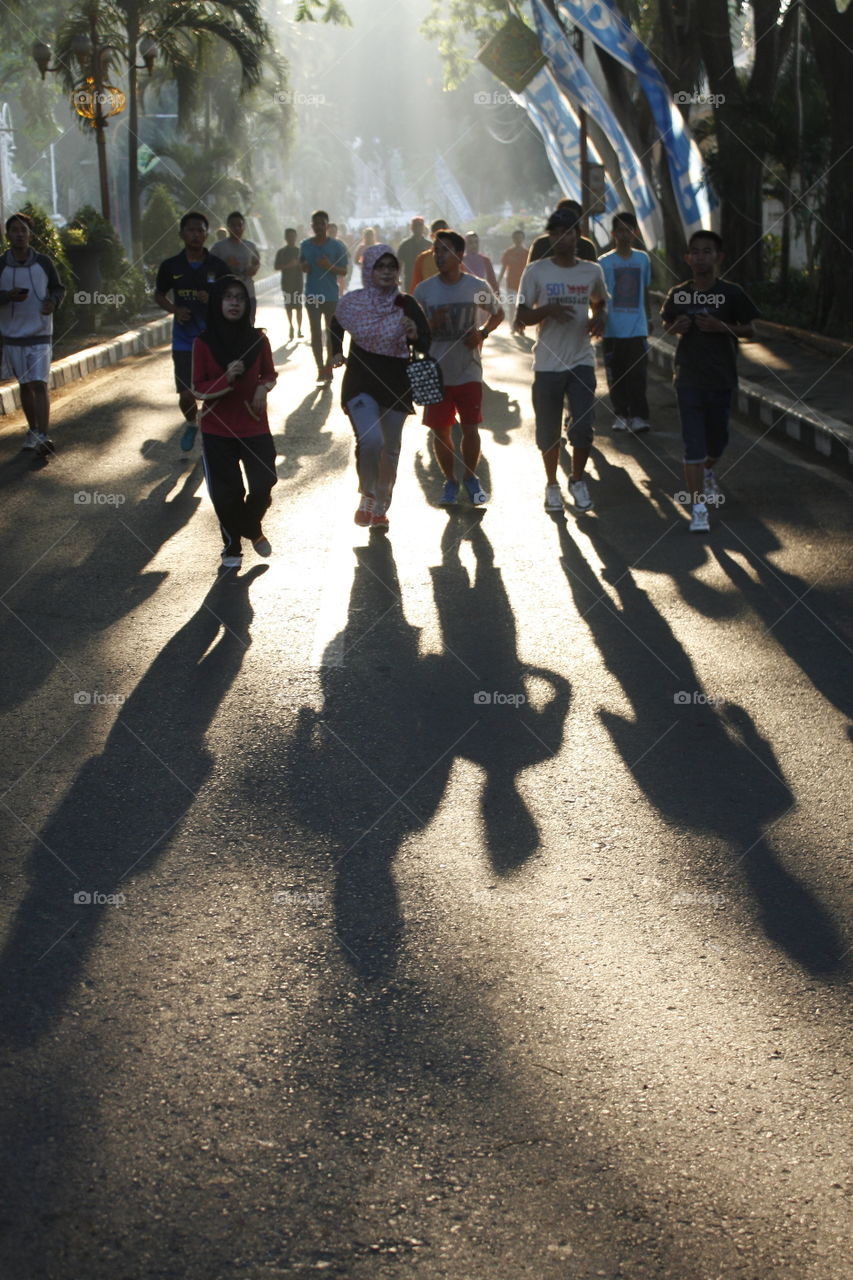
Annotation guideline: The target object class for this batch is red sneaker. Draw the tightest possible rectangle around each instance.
[354,495,375,526]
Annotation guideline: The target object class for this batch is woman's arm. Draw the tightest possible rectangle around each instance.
[191,339,232,401]
[402,295,431,354]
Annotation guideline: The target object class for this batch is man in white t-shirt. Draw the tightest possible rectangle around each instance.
[414,230,504,506]
[517,209,607,512]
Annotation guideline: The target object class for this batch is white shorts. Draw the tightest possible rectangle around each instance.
[2,343,52,384]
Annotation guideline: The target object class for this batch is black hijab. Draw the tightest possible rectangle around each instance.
[198,275,263,373]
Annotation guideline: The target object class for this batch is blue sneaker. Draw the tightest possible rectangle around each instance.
[180,423,198,452]
[464,475,489,505]
[439,478,460,505]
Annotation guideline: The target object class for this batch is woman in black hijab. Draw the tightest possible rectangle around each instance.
[192,276,278,570]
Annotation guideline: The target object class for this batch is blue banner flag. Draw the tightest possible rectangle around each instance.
[530,0,662,246]
[555,0,716,236]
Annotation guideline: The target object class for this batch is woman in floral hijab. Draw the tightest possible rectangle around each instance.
[331,244,430,530]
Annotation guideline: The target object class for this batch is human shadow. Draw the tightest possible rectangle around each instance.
[272,385,336,480]
[481,380,523,446]
[0,566,267,1046]
[554,518,846,976]
[0,463,204,714]
[283,530,569,979]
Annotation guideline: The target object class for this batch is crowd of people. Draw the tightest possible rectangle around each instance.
[0,200,759,568]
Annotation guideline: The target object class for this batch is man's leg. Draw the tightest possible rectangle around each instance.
[565,366,597,481]
[459,423,481,479]
[604,338,630,422]
[623,337,650,422]
[306,304,324,372]
[430,425,457,480]
[18,382,39,433]
[533,372,567,495]
[322,299,338,369]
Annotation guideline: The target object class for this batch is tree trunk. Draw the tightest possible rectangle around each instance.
[803,0,853,334]
[126,5,141,261]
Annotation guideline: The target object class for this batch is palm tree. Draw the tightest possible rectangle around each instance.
[55,1,270,258]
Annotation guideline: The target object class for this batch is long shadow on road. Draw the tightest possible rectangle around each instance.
[284,525,569,980]
[0,566,266,1047]
[553,514,846,976]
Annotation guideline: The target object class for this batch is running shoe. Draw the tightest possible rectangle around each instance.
[703,468,722,505]
[34,432,55,457]
[354,494,375,526]
[252,534,272,557]
[22,430,39,450]
[544,483,564,511]
[689,503,710,533]
[463,475,489,505]
[439,478,460,505]
[180,423,198,452]
[220,552,243,569]
[612,416,629,432]
[629,418,650,434]
[569,477,594,511]
[370,511,389,531]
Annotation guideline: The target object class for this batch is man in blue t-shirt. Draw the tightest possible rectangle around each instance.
[155,210,229,451]
[598,212,652,434]
[299,209,349,381]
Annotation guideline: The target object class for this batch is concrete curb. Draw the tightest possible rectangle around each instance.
[0,274,281,419]
[648,335,853,467]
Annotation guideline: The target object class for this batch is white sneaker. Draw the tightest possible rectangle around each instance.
[544,483,564,511]
[703,468,722,504]
[569,477,594,511]
[689,503,710,533]
[612,416,629,432]
[630,418,650,434]
[220,553,243,568]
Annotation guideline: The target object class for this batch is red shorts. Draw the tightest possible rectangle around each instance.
[423,381,483,430]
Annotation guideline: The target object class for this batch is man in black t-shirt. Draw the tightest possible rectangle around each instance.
[274,228,303,340]
[396,217,432,291]
[154,211,229,451]
[661,229,759,533]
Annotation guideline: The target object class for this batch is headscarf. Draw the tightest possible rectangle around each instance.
[334,244,408,358]
[197,275,263,373]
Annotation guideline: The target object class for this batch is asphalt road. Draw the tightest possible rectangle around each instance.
[0,297,851,1280]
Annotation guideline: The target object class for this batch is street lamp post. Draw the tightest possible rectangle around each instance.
[32,25,157,231]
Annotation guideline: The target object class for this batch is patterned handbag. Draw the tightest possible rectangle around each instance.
[406,349,445,405]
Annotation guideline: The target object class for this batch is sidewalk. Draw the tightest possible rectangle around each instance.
[1,274,851,467]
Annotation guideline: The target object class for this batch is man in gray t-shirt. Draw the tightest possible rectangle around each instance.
[209,210,260,319]
[414,230,503,506]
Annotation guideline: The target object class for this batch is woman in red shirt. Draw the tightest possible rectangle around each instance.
[192,276,278,569]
